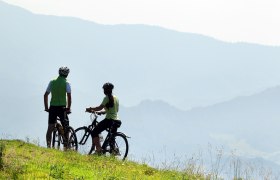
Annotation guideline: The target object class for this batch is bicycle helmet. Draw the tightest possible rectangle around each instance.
[103,82,114,90]
[59,66,70,77]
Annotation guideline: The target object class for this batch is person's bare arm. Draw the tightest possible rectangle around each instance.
[86,104,104,112]
[44,92,50,112]
[67,93,71,109]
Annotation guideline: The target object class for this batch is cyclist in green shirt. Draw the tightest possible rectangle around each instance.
[86,82,121,153]
[44,66,71,148]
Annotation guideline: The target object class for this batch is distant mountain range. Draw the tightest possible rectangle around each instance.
[1,0,280,176]
[120,86,280,174]
[1,0,280,110]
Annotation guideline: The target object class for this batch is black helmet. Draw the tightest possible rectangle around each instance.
[103,82,114,90]
[59,66,70,77]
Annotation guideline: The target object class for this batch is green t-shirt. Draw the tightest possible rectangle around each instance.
[49,76,68,106]
[101,95,119,120]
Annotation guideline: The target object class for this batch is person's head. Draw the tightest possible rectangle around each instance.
[103,82,114,95]
[59,66,70,78]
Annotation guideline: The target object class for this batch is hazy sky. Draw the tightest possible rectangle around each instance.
[3,0,280,46]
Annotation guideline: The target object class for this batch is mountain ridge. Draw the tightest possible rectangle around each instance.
[1,0,280,110]
[1,0,280,175]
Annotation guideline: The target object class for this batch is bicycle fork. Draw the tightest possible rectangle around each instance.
[79,129,91,145]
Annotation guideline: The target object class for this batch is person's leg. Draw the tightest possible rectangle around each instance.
[57,107,67,128]
[46,123,56,147]
[57,107,68,147]
[91,119,112,153]
[46,106,57,147]
[111,120,122,133]
[93,136,102,153]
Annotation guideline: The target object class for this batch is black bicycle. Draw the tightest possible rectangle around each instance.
[75,112,129,160]
[51,111,78,151]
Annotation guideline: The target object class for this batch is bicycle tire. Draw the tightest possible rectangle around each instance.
[51,128,63,150]
[103,132,129,161]
[75,127,94,155]
[51,127,78,151]
[66,126,78,151]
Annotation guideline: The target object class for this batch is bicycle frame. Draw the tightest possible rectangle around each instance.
[56,118,70,140]
[52,112,78,151]
[77,113,97,145]
[76,112,129,159]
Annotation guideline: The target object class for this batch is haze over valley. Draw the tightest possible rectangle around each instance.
[1,0,280,176]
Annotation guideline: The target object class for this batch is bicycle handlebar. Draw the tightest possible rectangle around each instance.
[85,108,104,116]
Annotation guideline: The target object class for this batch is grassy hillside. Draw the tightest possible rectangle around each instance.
[0,140,204,179]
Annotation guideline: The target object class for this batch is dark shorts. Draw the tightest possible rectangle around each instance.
[48,106,69,126]
[91,119,121,138]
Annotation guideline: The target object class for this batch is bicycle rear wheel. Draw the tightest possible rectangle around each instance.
[65,126,78,151]
[75,127,94,155]
[51,129,63,150]
[106,132,129,161]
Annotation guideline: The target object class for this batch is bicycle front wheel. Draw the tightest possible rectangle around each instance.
[75,127,94,155]
[110,133,129,161]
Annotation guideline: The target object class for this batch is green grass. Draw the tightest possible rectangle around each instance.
[0,140,205,179]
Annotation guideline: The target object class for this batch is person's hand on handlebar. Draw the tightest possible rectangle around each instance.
[85,107,105,115]
[85,107,94,113]
[66,108,71,114]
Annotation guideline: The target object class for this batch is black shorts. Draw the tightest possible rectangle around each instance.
[48,106,68,126]
[91,119,121,138]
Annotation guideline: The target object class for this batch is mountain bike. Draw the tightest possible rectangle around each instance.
[75,112,129,160]
[51,111,78,151]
